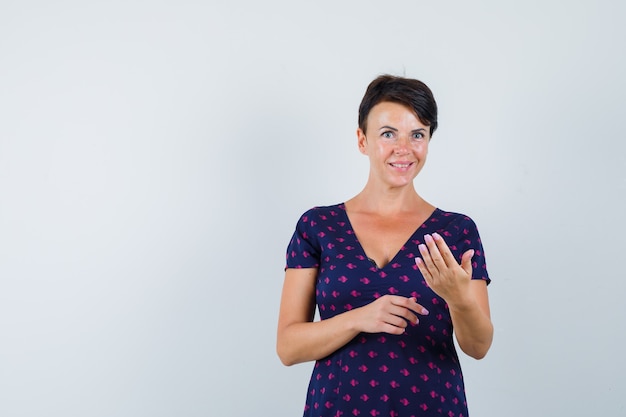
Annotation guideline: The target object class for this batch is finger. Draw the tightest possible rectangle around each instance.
[422,235,445,270]
[380,295,418,322]
[432,232,458,267]
[408,297,430,316]
[369,298,409,329]
[414,256,428,274]
[395,297,428,321]
[382,297,422,325]
[460,249,475,276]
[415,256,433,280]
[415,257,436,290]
[385,307,412,328]
[388,299,419,322]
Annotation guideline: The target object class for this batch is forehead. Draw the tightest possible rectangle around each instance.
[366,101,426,129]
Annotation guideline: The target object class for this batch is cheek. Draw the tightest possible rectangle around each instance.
[366,143,386,158]
[413,143,428,157]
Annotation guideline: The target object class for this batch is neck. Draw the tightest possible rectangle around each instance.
[347,182,431,216]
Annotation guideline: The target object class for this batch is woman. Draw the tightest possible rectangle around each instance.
[277,75,493,417]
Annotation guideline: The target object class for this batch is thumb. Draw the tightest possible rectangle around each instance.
[460,249,475,276]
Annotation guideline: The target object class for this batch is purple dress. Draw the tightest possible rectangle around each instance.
[285,203,490,417]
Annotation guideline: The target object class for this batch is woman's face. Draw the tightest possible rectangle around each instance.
[357,101,430,188]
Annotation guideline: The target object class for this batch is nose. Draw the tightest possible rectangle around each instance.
[394,135,410,154]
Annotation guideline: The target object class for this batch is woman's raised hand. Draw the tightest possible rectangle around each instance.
[415,232,474,307]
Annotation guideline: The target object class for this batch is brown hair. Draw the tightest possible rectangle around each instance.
[358,75,438,137]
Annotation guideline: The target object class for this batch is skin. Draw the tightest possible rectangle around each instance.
[277,101,493,366]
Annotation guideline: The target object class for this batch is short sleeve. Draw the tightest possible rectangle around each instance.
[285,210,321,270]
[456,216,491,285]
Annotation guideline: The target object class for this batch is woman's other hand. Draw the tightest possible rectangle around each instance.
[353,295,429,335]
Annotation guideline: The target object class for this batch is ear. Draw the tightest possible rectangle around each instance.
[357,128,368,155]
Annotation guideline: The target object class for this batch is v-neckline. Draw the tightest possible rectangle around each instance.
[339,203,440,270]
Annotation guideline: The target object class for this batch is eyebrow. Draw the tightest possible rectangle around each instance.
[378,125,427,133]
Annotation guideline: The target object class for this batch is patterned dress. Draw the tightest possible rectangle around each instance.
[285,203,490,417]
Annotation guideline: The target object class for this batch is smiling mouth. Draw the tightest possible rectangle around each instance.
[389,162,413,168]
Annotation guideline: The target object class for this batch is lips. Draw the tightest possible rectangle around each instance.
[389,162,414,168]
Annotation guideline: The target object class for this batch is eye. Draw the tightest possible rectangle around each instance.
[381,131,395,140]
[411,132,425,141]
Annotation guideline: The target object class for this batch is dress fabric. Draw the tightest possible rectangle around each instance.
[285,203,490,417]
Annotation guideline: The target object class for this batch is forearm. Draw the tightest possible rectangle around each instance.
[277,310,361,366]
[449,299,493,359]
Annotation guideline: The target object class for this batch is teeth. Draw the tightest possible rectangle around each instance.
[391,163,410,168]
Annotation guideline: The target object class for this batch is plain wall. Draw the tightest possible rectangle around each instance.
[1,1,625,416]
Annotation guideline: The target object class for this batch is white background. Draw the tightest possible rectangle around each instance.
[1,1,625,416]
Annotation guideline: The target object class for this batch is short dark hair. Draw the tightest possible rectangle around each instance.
[358,75,438,137]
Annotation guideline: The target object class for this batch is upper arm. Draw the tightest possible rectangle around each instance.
[277,268,318,333]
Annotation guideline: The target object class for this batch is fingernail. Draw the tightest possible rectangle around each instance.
[418,244,427,252]
[432,232,441,240]
[424,234,433,243]
[422,308,429,315]
[415,257,422,265]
